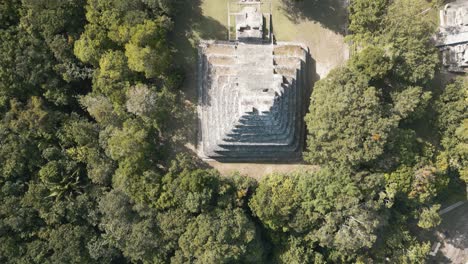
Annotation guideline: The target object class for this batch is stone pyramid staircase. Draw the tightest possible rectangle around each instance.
[198,41,308,162]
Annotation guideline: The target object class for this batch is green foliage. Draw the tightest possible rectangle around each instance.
[74,24,113,66]
[374,224,431,264]
[248,173,300,232]
[417,204,441,229]
[437,78,468,137]
[0,1,459,263]
[177,208,264,263]
[0,97,54,180]
[0,29,60,104]
[454,120,468,184]
[385,162,448,206]
[93,50,132,102]
[84,0,153,43]
[125,18,172,78]
[304,67,397,166]
[391,86,432,121]
[58,115,115,185]
[106,118,165,204]
[98,156,266,263]
[436,78,468,184]
[250,168,386,261]
[45,224,98,263]
[348,0,438,85]
[157,168,218,213]
[20,0,86,39]
[79,94,120,126]
[278,236,326,264]
[382,129,421,168]
[348,0,389,43]
[348,45,392,81]
[305,8,446,262]
[0,0,20,29]
[385,166,414,198]
[98,190,167,263]
[155,155,251,213]
[19,0,91,99]
[107,119,155,163]
[0,98,111,262]
[383,0,438,84]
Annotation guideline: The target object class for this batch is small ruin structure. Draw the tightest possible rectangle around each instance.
[437,1,468,73]
[197,0,309,161]
[236,6,263,41]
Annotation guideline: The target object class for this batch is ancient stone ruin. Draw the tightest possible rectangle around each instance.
[236,5,263,41]
[437,0,468,73]
[197,0,308,162]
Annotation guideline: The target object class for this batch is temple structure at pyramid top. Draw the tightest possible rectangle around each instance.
[236,5,263,40]
[197,0,309,162]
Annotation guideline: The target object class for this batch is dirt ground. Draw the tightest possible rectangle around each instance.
[170,0,349,179]
[205,162,320,181]
[430,202,468,264]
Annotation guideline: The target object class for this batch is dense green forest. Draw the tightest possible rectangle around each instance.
[0,0,466,263]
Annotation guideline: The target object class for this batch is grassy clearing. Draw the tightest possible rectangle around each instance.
[198,0,349,77]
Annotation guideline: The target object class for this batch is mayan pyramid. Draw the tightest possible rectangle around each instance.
[197,1,308,162]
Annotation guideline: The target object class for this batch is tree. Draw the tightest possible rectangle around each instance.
[125,18,172,78]
[373,224,431,264]
[391,86,432,122]
[0,29,66,104]
[98,190,168,263]
[84,0,149,44]
[348,0,438,86]
[453,120,468,185]
[0,2,186,264]
[58,115,115,186]
[125,84,177,130]
[417,205,441,229]
[45,224,97,263]
[304,67,397,167]
[436,78,468,186]
[348,45,392,81]
[79,94,121,126]
[383,0,438,85]
[126,84,158,117]
[106,118,164,204]
[246,173,300,232]
[176,208,264,263]
[93,50,132,104]
[74,24,113,66]
[348,0,389,43]
[16,0,91,102]
[20,0,86,39]
[156,166,220,213]
[278,236,326,264]
[98,154,265,264]
[250,168,386,262]
[0,0,20,29]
